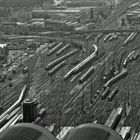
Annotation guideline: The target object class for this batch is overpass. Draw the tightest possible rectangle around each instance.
[7,35,89,47]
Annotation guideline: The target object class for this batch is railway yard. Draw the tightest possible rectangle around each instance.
[1,0,140,140]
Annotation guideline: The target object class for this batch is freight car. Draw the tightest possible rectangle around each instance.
[38,108,46,118]
[101,87,110,99]
[104,33,113,43]
[119,126,131,140]
[108,34,118,42]
[56,127,74,140]
[23,67,28,74]
[9,114,22,127]
[79,66,95,83]
[105,107,123,129]
[108,86,119,102]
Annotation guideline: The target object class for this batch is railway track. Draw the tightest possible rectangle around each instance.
[2,11,140,136]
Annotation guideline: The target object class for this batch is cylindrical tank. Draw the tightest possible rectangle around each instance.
[23,98,38,123]
[0,123,57,140]
[63,123,123,140]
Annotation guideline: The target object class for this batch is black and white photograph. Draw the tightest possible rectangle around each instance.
[0,0,140,140]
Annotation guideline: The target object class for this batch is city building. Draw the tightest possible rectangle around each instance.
[10,8,32,22]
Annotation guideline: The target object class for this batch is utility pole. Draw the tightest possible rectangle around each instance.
[90,78,93,104]
[27,48,30,88]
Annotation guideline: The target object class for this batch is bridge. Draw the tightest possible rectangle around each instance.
[7,35,89,47]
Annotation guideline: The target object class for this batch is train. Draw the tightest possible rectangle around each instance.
[123,51,135,68]
[0,108,21,133]
[108,86,119,102]
[38,108,46,118]
[128,2,139,9]
[48,61,66,76]
[119,126,131,140]
[56,127,74,140]
[23,67,28,74]
[46,49,79,70]
[104,69,128,88]
[122,32,138,47]
[105,107,123,129]
[131,133,139,140]
[0,85,27,130]
[47,42,63,56]
[79,66,95,84]
[128,51,135,62]
[108,34,118,42]
[56,44,70,56]
[64,44,98,80]
[101,87,110,99]
[104,33,113,43]
[123,51,139,68]
[132,51,139,61]
[123,57,129,68]
[85,33,96,41]
[48,42,57,49]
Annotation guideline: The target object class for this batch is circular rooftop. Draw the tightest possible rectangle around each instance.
[0,123,57,140]
[63,123,123,140]
[0,123,123,140]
